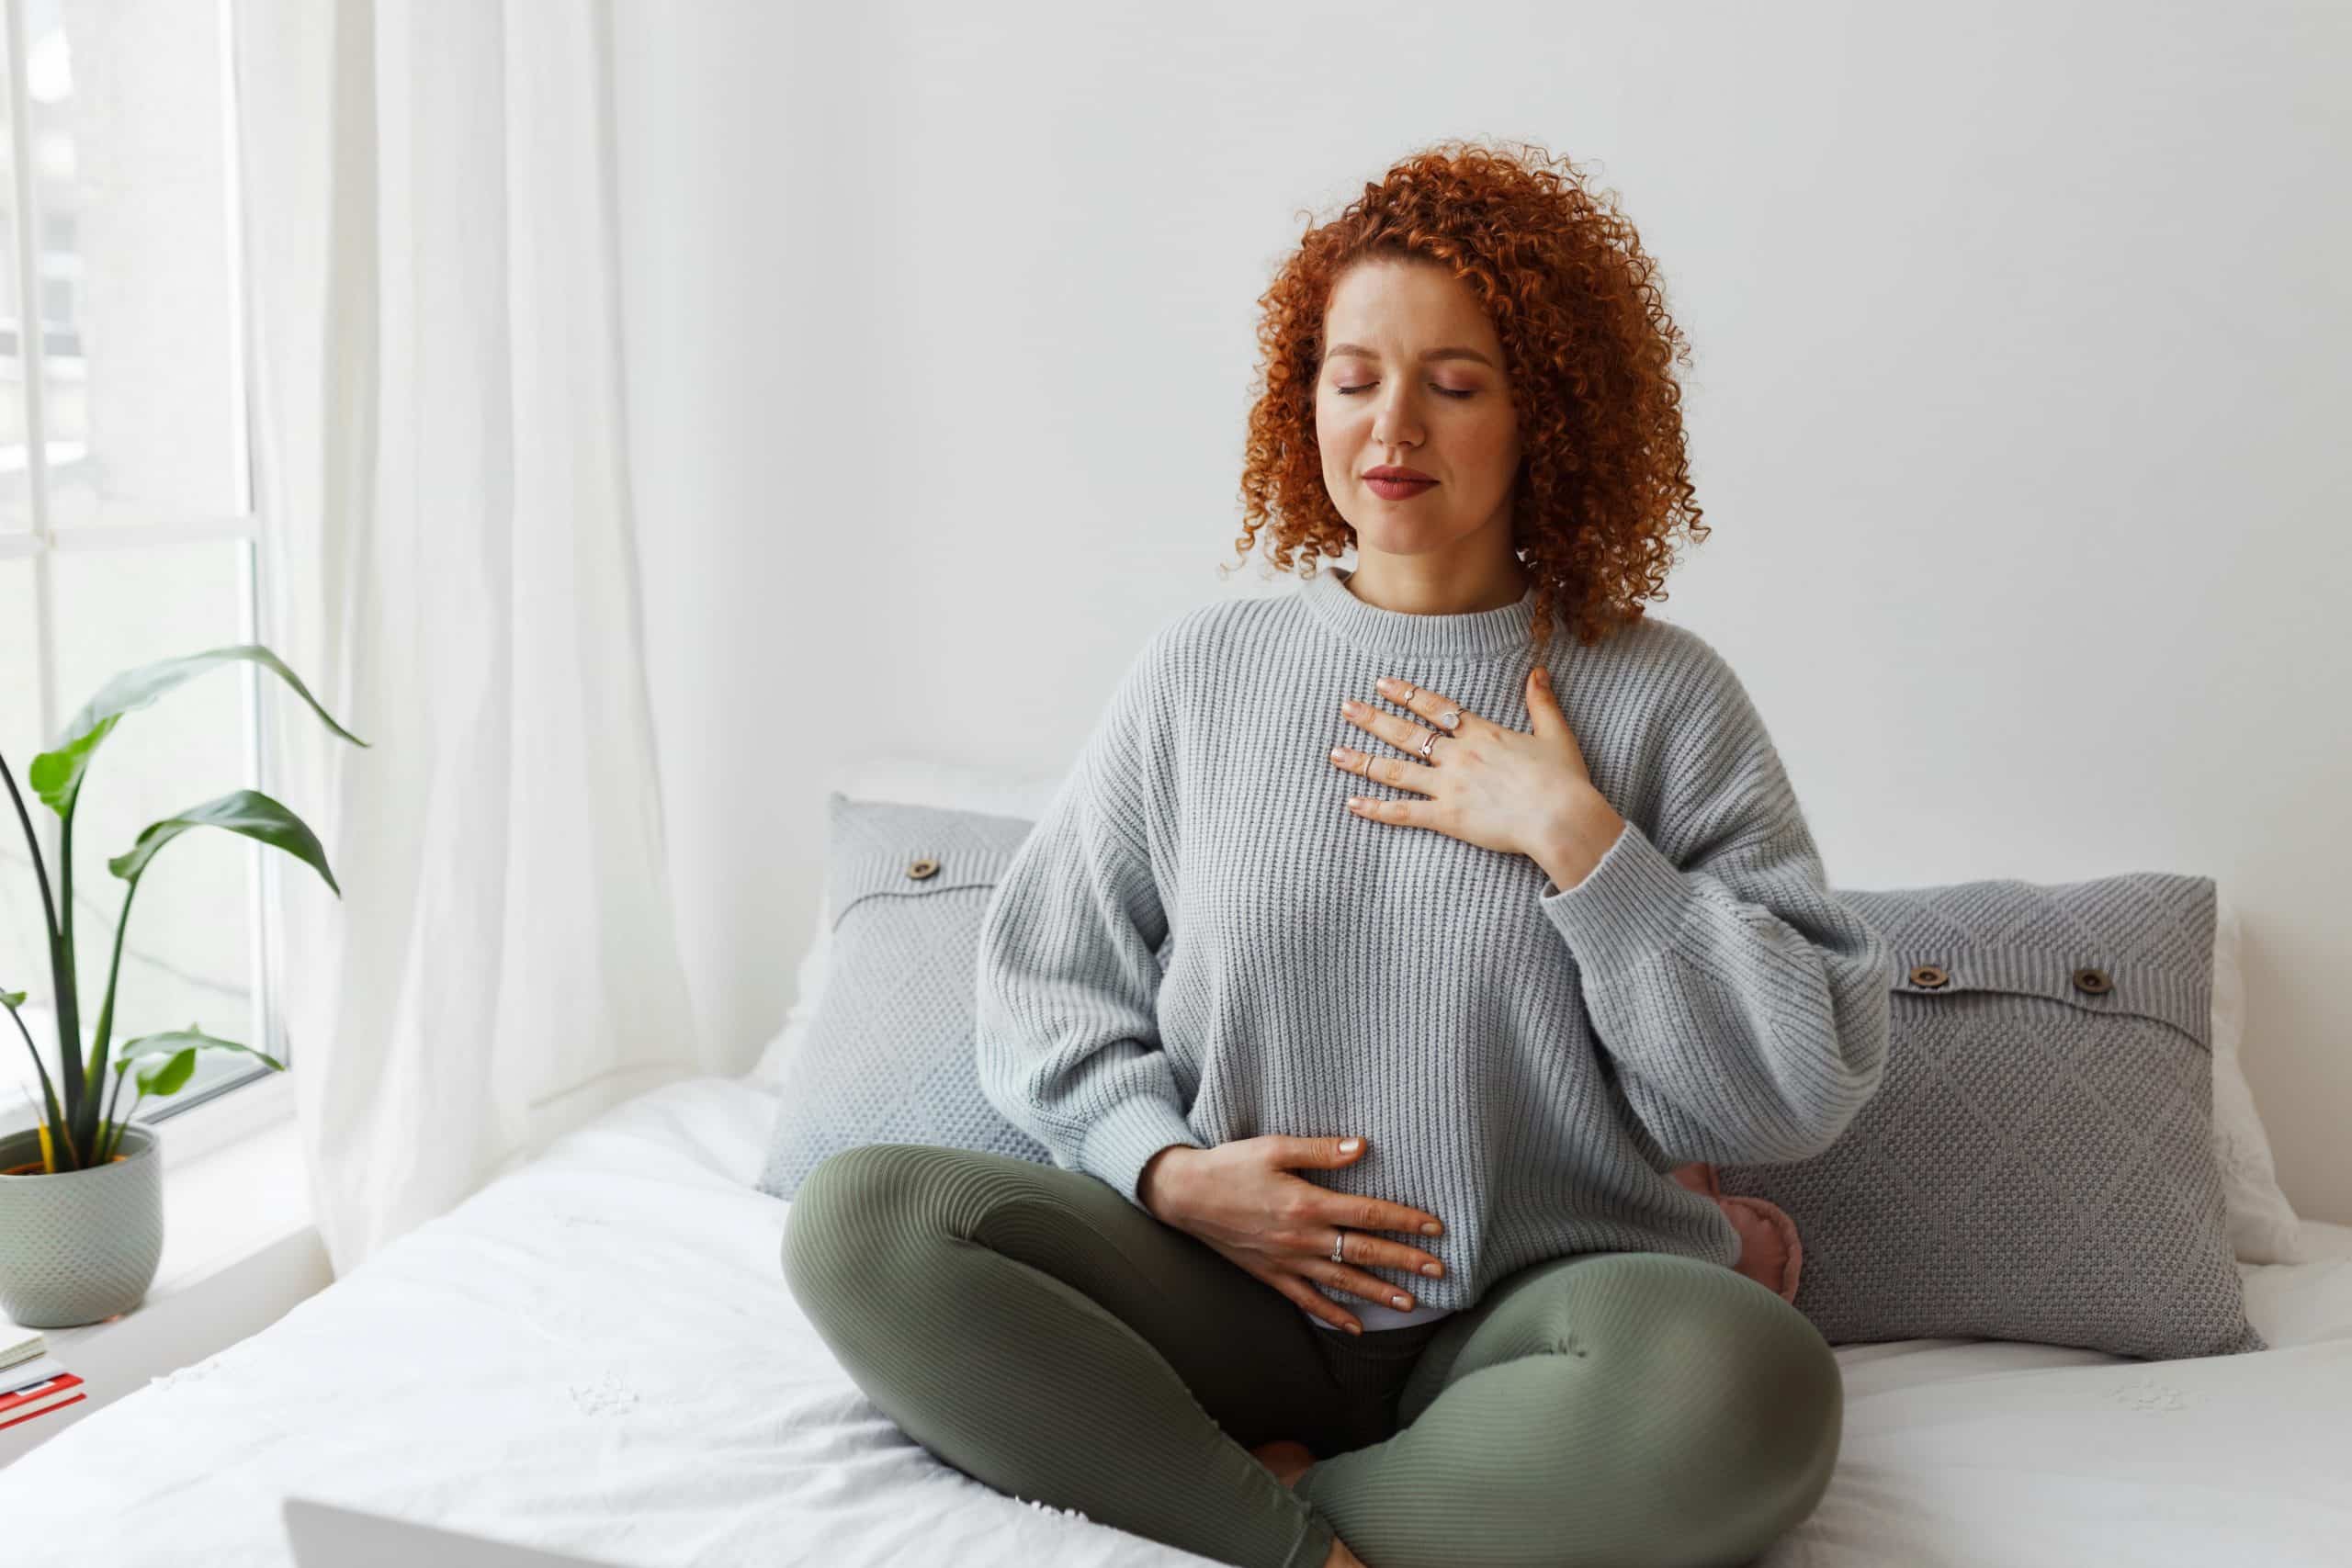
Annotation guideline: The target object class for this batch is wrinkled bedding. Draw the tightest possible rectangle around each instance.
[4,1074,2346,1566]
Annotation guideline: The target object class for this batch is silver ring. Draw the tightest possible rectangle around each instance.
[1417,730,1441,760]
[1331,1229,1347,1264]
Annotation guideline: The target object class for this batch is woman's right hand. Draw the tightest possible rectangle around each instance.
[1138,1136,1447,1335]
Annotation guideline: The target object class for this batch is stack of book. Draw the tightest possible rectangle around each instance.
[2,1326,85,1432]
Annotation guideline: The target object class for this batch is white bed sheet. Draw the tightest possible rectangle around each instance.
[3,1075,2346,1567]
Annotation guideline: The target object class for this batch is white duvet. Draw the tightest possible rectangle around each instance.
[4,1075,2347,1567]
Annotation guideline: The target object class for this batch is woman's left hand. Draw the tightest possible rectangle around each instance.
[1329,665,1618,863]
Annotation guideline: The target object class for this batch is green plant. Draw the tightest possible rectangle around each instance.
[2,645,366,1174]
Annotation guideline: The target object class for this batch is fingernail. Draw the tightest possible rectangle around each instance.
[1345,1322,1362,1336]
[1420,1222,1442,1236]
[1339,1138,1361,1153]
[1420,1263,1442,1278]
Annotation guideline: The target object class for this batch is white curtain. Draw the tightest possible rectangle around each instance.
[232,0,711,1276]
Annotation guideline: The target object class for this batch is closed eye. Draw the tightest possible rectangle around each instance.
[1335,385,1477,400]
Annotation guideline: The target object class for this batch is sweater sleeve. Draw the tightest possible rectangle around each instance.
[1535,645,1896,1167]
[974,643,1200,1211]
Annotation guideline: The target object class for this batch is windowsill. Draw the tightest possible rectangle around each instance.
[150,1072,311,1297]
[2,1077,331,1465]
[144,1066,304,1172]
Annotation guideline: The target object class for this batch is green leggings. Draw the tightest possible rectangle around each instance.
[781,1143,1842,1568]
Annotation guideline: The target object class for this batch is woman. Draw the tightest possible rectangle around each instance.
[783,139,1895,1568]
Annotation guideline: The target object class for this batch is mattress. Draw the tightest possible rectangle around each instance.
[3,1074,2347,1566]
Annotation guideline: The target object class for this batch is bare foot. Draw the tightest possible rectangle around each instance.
[1248,1441,1369,1567]
[1249,1438,1316,1488]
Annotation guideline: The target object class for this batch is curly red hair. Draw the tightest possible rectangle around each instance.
[1227,138,1709,659]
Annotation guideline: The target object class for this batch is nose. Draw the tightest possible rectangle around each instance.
[1371,384,1424,451]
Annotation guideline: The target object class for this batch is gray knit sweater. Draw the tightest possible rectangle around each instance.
[974,565,1895,1332]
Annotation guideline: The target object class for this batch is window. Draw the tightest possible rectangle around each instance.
[0,0,284,1139]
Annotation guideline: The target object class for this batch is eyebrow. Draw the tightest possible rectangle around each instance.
[1322,342,1498,369]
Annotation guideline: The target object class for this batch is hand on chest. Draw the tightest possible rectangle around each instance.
[1172,667,1562,956]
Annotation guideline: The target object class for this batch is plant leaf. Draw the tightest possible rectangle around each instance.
[114,1024,285,1076]
[107,789,341,896]
[130,1046,198,1097]
[1,989,23,1008]
[27,714,120,818]
[27,644,367,818]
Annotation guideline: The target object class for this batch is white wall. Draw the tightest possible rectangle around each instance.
[611,1,2351,1224]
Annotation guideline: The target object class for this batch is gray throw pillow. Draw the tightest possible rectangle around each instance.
[1713,871,2265,1361]
[753,794,1050,1201]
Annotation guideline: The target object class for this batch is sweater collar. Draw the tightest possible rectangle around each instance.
[1299,565,1540,662]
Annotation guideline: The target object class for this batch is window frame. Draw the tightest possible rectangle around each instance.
[0,0,289,1145]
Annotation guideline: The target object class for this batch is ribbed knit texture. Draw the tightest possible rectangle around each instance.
[975,565,1896,1332]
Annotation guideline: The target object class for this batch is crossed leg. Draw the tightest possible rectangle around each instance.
[1293,1250,1843,1568]
[784,1143,1357,1568]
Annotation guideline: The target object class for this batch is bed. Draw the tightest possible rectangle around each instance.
[2,1069,2346,1567]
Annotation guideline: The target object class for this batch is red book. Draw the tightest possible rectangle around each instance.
[0,1401,85,1438]
[0,1371,85,1414]
[0,1377,86,1429]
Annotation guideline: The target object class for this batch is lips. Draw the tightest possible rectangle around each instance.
[1364,474,1437,500]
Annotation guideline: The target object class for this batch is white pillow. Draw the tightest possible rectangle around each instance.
[744,755,1069,1091]
[2210,888,2306,1263]
[747,774,2308,1266]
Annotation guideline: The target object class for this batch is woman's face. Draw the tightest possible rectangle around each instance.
[1314,256,1522,562]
